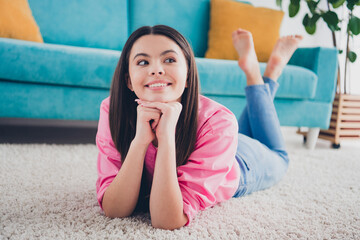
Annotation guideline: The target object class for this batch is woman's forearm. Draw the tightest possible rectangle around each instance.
[149,135,188,230]
[102,139,148,218]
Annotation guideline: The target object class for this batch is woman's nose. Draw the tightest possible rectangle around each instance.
[151,71,164,75]
[150,63,165,76]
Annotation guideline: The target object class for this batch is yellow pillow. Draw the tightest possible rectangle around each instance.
[205,0,284,62]
[0,0,43,43]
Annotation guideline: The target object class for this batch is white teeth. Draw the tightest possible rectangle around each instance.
[148,83,168,88]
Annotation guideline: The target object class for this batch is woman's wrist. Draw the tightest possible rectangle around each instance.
[157,133,175,146]
[131,137,151,149]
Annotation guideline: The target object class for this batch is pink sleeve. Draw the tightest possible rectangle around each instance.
[177,110,240,226]
[95,97,122,209]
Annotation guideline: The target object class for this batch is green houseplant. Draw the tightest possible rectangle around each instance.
[276,0,360,148]
[276,0,360,94]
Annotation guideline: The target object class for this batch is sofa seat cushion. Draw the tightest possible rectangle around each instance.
[0,38,120,89]
[0,38,317,101]
[196,58,318,100]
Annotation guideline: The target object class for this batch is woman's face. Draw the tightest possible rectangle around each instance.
[127,34,188,103]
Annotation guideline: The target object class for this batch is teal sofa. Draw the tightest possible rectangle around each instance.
[0,0,338,149]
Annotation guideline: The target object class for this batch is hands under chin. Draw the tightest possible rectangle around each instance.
[135,99,182,143]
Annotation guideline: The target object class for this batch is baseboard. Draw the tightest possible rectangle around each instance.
[0,118,98,128]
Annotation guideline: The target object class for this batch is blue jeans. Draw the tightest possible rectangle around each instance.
[233,77,289,198]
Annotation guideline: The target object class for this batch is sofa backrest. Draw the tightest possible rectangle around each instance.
[28,0,250,56]
[28,0,129,50]
[129,0,211,57]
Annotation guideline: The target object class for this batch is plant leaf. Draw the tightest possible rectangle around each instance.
[289,0,301,17]
[348,51,357,62]
[347,0,358,10]
[312,13,321,22]
[339,49,343,54]
[307,0,319,14]
[276,0,283,8]
[303,14,317,34]
[305,24,317,34]
[303,13,310,25]
[331,0,346,8]
[322,11,340,32]
[349,16,360,35]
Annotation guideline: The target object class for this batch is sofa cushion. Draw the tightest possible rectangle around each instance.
[28,0,128,50]
[129,0,210,57]
[205,0,284,62]
[0,0,43,43]
[0,80,109,120]
[0,38,317,100]
[196,58,318,100]
[0,38,119,89]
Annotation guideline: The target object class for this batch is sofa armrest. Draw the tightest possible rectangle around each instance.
[0,37,119,89]
[288,47,338,103]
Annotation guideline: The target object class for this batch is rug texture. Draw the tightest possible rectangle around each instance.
[1,131,359,239]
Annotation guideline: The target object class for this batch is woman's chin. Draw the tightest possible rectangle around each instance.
[142,96,175,103]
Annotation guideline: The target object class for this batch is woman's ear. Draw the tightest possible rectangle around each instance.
[126,74,134,91]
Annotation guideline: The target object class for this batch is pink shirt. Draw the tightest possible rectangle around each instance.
[96,95,240,225]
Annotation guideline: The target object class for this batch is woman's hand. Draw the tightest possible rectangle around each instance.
[133,99,162,146]
[136,100,183,143]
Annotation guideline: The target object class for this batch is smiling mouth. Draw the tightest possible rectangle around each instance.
[145,83,172,88]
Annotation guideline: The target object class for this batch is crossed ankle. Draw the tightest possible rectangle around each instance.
[246,73,264,86]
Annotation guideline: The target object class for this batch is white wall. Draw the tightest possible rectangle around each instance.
[248,0,360,95]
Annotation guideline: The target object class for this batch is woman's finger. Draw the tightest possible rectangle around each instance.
[151,115,161,130]
[139,106,161,113]
[144,110,161,129]
[151,119,157,130]
[138,101,167,111]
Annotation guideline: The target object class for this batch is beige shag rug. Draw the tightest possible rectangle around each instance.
[1,128,359,239]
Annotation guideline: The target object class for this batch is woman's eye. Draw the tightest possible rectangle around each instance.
[137,60,148,66]
[165,58,175,63]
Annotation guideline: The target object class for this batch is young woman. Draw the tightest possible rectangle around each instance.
[96,25,302,230]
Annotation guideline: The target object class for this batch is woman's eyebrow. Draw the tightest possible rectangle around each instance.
[160,49,178,56]
[133,53,149,60]
[133,49,178,61]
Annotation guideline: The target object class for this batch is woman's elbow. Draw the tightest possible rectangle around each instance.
[103,205,133,219]
[102,195,135,218]
[151,221,185,230]
[151,214,188,230]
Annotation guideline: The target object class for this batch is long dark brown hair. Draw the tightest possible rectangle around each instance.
[109,25,199,168]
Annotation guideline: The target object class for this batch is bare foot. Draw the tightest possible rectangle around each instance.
[264,35,303,81]
[232,29,263,86]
